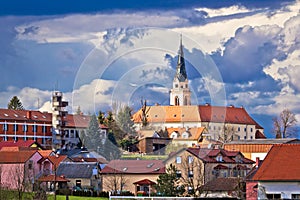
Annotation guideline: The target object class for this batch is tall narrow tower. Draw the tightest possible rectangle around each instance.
[170,35,191,106]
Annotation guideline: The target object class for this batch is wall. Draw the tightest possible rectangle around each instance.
[258,181,300,199]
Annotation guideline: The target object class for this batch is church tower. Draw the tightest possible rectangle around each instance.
[170,35,191,106]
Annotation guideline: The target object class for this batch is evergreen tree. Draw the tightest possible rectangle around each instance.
[115,105,136,140]
[155,164,185,196]
[7,96,24,110]
[76,106,82,115]
[81,114,102,151]
[101,132,121,161]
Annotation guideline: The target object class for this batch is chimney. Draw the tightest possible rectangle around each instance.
[256,157,260,168]
[26,111,32,119]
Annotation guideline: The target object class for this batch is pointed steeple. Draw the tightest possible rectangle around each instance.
[170,35,191,106]
[175,34,187,82]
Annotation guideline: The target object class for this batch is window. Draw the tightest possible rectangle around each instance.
[175,84,178,88]
[23,124,28,132]
[176,170,181,178]
[176,156,182,163]
[266,194,281,199]
[188,170,193,178]
[244,136,247,140]
[244,127,247,132]
[188,156,193,164]
[3,136,7,141]
[28,160,33,169]
[13,123,18,131]
[250,136,253,139]
[2,123,8,131]
[216,155,223,162]
[250,128,253,132]
[32,125,37,132]
[292,194,300,199]
[238,127,240,132]
[75,180,82,188]
[237,136,240,140]
[42,125,47,133]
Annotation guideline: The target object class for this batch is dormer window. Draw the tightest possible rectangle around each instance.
[170,132,178,138]
[182,132,189,139]
[216,155,223,162]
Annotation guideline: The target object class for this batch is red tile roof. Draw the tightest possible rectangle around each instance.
[0,150,38,163]
[201,177,241,191]
[186,148,254,164]
[133,105,263,129]
[198,105,263,128]
[0,109,51,122]
[133,179,156,185]
[101,160,165,174]
[0,108,90,128]
[252,144,300,181]
[38,155,68,169]
[63,114,90,128]
[0,140,40,150]
[38,174,70,182]
[255,130,266,139]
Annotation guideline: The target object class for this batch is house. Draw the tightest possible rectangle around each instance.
[135,129,172,154]
[101,159,165,195]
[251,144,300,199]
[200,177,245,198]
[0,150,43,191]
[56,162,101,192]
[164,147,254,196]
[224,138,300,160]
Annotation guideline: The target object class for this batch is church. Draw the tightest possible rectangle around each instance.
[132,37,266,144]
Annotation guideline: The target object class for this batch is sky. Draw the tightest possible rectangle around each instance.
[1,0,300,138]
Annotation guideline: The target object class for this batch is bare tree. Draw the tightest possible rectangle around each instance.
[179,154,205,197]
[104,169,127,195]
[218,124,237,144]
[273,109,298,138]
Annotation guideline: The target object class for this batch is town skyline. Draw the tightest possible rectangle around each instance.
[1,0,300,138]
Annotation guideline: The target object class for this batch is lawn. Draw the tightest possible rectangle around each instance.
[47,195,108,200]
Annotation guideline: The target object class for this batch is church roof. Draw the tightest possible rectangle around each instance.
[133,104,262,129]
[174,35,187,82]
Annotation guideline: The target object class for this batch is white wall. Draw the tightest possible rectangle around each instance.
[258,182,300,199]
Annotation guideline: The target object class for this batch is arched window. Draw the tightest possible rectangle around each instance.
[175,96,180,106]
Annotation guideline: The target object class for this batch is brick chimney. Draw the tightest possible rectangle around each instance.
[26,111,32,119]
[256,157,260,168]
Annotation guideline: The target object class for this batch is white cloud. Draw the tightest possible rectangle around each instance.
[196,5,253,18]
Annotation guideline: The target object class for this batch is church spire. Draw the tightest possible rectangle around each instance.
[170,35,191,106]
[175,34,187,82]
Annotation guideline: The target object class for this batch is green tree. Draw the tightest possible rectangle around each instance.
[7,96,24,110]
[115,105,136,140]
[273,109,298,138]
[101,132,121,161]
[98,110,105,124]
[81,114,102,151]
[75,106,82,115]
[155,164,185,196]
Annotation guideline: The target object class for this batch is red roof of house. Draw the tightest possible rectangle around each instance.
[0,109,52,122]
[101,160,165,174]
[255,130,267,139]
[0,140,41,150]
[201,177,241,191]
[63,114,90,128]
[38,155,68,169]
[0,150,39,163]
[198,105,263,129]
[186,148,254,164]
[38,174,70,182]
[0,108,90,128]
[252,144,300,181]
[133,179,156,185]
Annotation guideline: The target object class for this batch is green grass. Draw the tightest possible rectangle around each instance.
[47,195,108,200]
[121,154,167,160]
